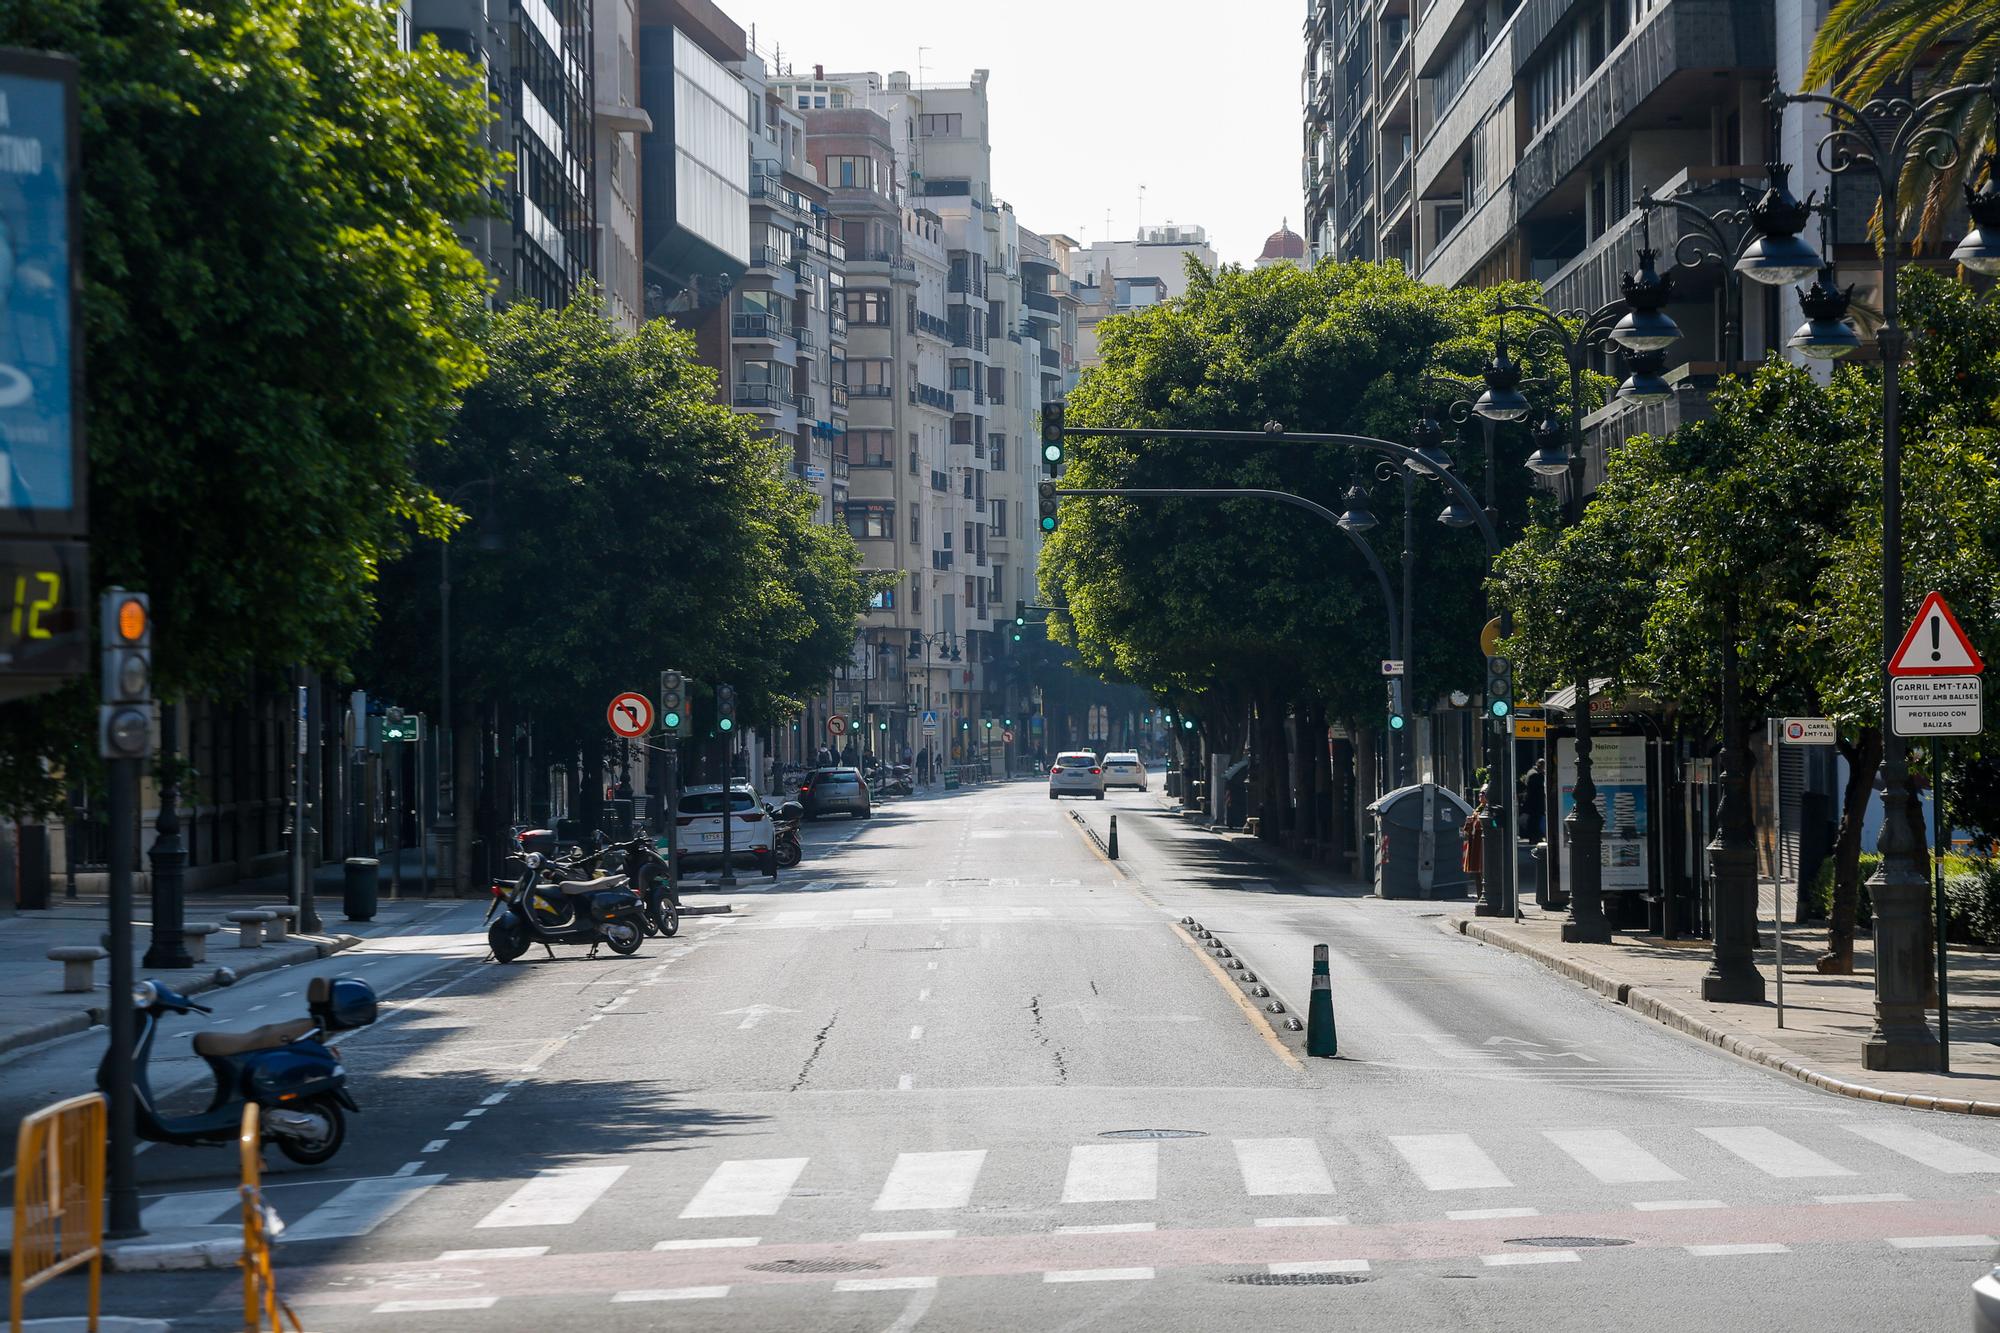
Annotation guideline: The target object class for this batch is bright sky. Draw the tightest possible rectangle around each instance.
[731,0,1301,268]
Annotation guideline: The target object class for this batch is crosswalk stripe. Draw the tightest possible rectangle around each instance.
[439,1246,548,1260]
[1233,1138,1335,1196]
[140,1189,237,1230]
[1697,1127,1853,1179]
[1543,1129,1683,1184]
[1060,1144,1158,1203]
[681,1158,809,1219]
[475,1167,627,1229]
[1845,1123,2000,1174]
[1687,1243,1789,1256]
[285,1175,446,1241]
[1632,1200,1725,1212]
[611,1288,730,1302]
[1482,1251,1575,1266]
[1389,1134,1512,1190]
[874,1151,987,1211]
[835,1276,939,1291]
[375,1297,498,1313]
[1887,1234,1997,1249]
[1043,1267,1154,1283]
[1448,1207,1538,1220]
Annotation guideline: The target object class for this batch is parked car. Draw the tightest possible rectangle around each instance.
[1976,1260,2000,1333]
[674,783,775,874]
[1048,751,1106,800]
[1101,751,1147,790]
[798,766,872,820]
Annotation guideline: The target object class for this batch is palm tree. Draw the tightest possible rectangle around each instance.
[1804,0,2000,243]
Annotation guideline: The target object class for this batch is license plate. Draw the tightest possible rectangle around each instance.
[701,832,722,842]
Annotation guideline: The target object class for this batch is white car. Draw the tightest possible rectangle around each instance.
[671,783,775,875]
[1101,752,1147,790]
[1048,751,1106,800]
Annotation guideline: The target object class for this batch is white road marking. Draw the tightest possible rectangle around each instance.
[680,1158,810,1218]
[1544,1129,1683,1184]
[836,1276,939,1291]
[439,1246,548,1260]
[898,1074,913,1091]
[1448,1207,1539,1220]
[1255,1216,1348,1227]
[422,1140,448,1154]
[874,1151,987,1212]
[1846,1123,2000,1174]
[653,1236,760,1250]
[475,1166,628,1229]
[611,1288,729,1302]
[447,1121,470,1131]
[1269,1259,1368,1274]
[283,1175,446,1241]
[1043,1267,1154,1283]
[927,962,938,971]
[1697,1127,1853,1178]
[463,1108,487,1117]
[853,909,893,920]
[374,1297,497,1313]
[1233,1138,1335,1196]
[1686,1243,1789,1256]
[1389,1134,1513,1190]
[909,1026,924,1041]
[918,989,931,1001]
[1054,1222,1155,1234]
[860,1230,957,1242]
[1060,1144,1158,1203]
[1887,1234,1998,1249]
[1633,1199,1726,1211]
[480,1091,510,1106]
[392,1162,425,1178]
[140,1190,237,1229]
[1817,1193,1910,1204]
[1482,1251,1577,1266]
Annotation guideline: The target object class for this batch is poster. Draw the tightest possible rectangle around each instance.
[1554,734,1650,893]
[0,58,76,520]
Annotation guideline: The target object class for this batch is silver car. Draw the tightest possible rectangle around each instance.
[1047,751,1105,800]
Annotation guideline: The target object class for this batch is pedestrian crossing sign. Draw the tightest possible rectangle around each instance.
[921,709,939,732]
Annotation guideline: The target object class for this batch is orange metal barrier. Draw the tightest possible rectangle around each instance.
[238,1105,299,1332]
[10,1091,105,1332]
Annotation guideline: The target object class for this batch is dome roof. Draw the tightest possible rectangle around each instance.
[1259,221,1307,261]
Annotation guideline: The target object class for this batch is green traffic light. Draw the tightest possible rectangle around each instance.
[1040,516,1057,532]
[1043,443,1062,463]
[1388,714,1407,731]
[663,711,681,728]
[719,718,734,732]
[1489,700,1511,718]
[1182,718,1195,730]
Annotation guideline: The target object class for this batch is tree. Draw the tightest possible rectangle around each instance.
[1042,258,1557,850]
[1805,0,2000,240]
[0,0,502,815]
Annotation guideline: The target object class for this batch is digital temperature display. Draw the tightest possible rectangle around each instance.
[0,537,86,700]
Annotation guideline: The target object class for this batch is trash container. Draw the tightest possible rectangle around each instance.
[1366,782,1476,900]
[343,857,380,922]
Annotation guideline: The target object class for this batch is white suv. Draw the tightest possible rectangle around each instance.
[1048,751,1105,800]
[1101,752,1147,790]
[671,783,775,875]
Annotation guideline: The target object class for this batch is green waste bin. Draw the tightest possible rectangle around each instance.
[943,768,960,790]
[343,857,380,922]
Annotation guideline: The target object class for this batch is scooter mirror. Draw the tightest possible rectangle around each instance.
[211,966,238,988]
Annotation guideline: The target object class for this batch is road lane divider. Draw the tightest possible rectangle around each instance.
[1307,944,1338,1058]
[1168,921,1303,1071]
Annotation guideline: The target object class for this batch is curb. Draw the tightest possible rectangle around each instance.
[0,932,364,1060]
[1454,916,2000,1118]
[105,1233,243,1272]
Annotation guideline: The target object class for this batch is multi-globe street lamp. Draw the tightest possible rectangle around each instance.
[1757,81,2000,1070]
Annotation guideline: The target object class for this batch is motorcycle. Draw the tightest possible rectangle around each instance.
[600,834,682,937]
[877,764,915,798]
[99,973,377,1165]
[486,851,649,962]
[767,800,804,869]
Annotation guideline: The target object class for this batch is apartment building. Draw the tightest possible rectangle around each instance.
[592,0,651,330]
[1070,223,1219,369]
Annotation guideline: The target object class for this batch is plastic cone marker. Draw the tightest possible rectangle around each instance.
[1307,943,1339,1058]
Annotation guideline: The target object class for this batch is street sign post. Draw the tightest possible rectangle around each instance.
[1778,717,1836,745]
[827,715,849,737]
[920,709,939,733]
[1888,591,1985,676]
[607,692,653,738]
[1513,717,1547,740]
[1890,676,1983,737]
[1381,659,1404,676]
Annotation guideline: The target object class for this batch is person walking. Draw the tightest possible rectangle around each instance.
[916,747,931,785]
[1518,758,1546,842]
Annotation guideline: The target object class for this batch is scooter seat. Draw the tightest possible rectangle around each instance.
[558,875,627,896]
[192,1017,315,1057]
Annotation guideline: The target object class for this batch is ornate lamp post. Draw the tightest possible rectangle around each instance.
[1759,82,2000,1070]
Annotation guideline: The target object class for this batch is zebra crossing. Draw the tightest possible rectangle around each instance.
[743,905,1059,928]
[158,1118,2000,1252]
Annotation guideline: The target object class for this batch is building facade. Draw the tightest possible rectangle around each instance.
[1069,224,1218,370]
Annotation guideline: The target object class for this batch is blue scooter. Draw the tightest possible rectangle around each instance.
[98,974,377,1166]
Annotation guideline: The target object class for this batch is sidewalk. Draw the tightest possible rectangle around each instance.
[0,852,461,1056]
[1451,885,2000,1116]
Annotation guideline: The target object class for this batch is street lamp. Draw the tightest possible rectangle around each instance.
[1762,79,2000,1070]
[1952,153,2000,274]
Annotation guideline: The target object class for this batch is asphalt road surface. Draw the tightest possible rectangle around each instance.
[12,779,2000,1331]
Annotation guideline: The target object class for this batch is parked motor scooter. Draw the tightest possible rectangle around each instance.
[486,852,648,962]
[767,800,804,869]
[97,973,378,1165]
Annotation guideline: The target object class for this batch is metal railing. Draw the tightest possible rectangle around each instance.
[852,383,893,398]
[11,1093,105,1328]
[731,311,779,339]
[733,382,786,408]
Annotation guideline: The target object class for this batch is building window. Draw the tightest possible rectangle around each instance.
[870,586,894,609]
[852,359,892,395]
[920,112,963,137]
[910,509,921,545]
[824,155,876,191]
[909,434,920,474]
[853,430,894,466]
[992,498,1007,533]
[847,289,891,325]
[950,363,973,390]
[845,502,894,540]
[964,575,975,605]
[991,437,1006,472]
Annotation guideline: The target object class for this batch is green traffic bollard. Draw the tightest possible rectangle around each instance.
[1306,942,1338,1057]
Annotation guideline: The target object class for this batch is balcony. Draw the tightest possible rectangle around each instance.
[852,383,893,399]
[930,550,954,571]
[1023,289,1058,315]
[913,383,950,411]
[1379,34,1411,102]
[731,311,780,341]
[793,325,816,353]
[733,382,788,409]
[829,312,848,342]
[829,383,849,411]
[794,392,817,417]
[1381,157,1412,217]
[1040,347,1060,369]
[749,246,783,271]
[946,268,987,298]
[916,310,950,340]
[831,455,850,480]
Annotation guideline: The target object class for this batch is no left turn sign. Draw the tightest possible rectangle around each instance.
[607,692,653,738]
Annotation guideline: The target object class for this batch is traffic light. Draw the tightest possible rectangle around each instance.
[716,683,737,734]
[660,669,688,735]
[983,718,993,731]
[1387,680,1407,733]
[1038,480,1059,534]
[1484,655,1513,720]
[1041,401,1065,473]
[99,588,153,760]
[1182,717,1195,730]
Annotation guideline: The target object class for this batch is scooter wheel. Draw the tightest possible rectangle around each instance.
[605,921,644,956]
[489,919,529,963]
[274,1096,346,1166]
[777,843,801,870]
[648,890,681,939]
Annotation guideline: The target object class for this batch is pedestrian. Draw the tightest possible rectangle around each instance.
[917,747,931,784]
[1461,783,1492,898]
[1518,759,1546,841]
[841,743,857,768]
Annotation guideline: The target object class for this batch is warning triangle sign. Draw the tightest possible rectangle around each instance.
[1889,592,1986,676]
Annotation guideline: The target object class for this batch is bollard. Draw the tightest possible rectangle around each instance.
[1107,815,1119,860]
[1306,943,1338,1057]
